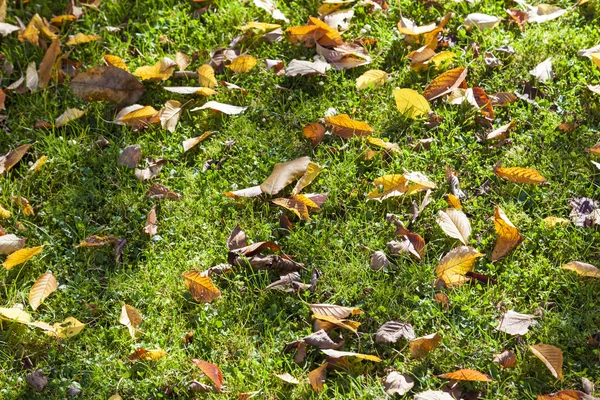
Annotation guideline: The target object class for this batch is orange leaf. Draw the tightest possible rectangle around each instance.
[492,206,523,261]
[537,390,591,400]
[192,359,223,391]
[409,333,442,358]
[129,347,167,361]
[303,123,326,148]
[181,271,221,303]
[308,362,328,392]
[437,368,492,382]
[423,67,467,101]
[494,167,547,184]
[324,114,373,139]
[529,344,563,380]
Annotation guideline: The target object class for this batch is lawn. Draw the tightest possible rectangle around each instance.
[1,0,600,398]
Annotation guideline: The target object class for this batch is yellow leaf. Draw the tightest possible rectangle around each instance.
[29,271,58,311]
[134,57,177,81]
[368,174,408,201]
[3,246,44,270]
[197,64,217,88]
[76,235,117,248]
[324,114,373,139]
[543,216,569,228]
[104,55,129,71]
[561,261,600,278]
[0,204,11,218]
[50,317,85,338]
[29,156,48,173]
[590,52,600,68]
[55,108,86,127]
[129,347,167,361]
[313,313,360,332]
[429,51,456,67]
[409,332,442,358]
[308,303,363,319]
[0,306,32,323]
[588,142,600,154]
[13,196,34,216]
[356,70,387,90]
[181,271,221,303]
[436,209,471,245]
[50,15,77,26]
[423,67,467,101]
[238,22,281,32]
[435,246,484,287]
[292,162,324,195]
[437,369,492,382]
[529,344,563,380]
[446,194,462,209]
[397,17,436,36]
[492,206,523,261]
[182,131,214,152]
[120,304,143,338]
[272,196,313,219]
[404,171,437,194]
[115,105,159,127]
[227,55,257,73]
[494,167,547,184]
[365,137,400,153]
[66,33,101,45]
[393,88,430,119]
[321,349,381,362]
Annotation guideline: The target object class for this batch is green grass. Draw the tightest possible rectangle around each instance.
[1,0,600,398]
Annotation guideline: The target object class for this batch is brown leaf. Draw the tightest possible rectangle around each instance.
[324,114,373,139]
[143,205,157,236]
[496,310,536,335]
[437,368,492,382]
[423,67,467,101]
[493,350,517,369]
[76,235,117,247]
[119,304,142,338]
[227,225,248,251]
[192,359,223,391]
[494,166,547,184]
[472,87,494,119]
[29,271,58,311]
[260,156,310,195]
[490,91,518,106]
[118,145,141,169]
[434,292,450,310]
[537,390,592,400]
[376,321,415,343]
[409,332,442,358]
[561,261,600,278]
[274,372,303,384]
[303,329,342,349]
[37,40,61,89]
[303,122,326,148]
[0,234,26,255]
[384,371,414,396]
[147,183,181,200]
[70,66,145,105]
[26,369,48,392]
[181,271,221,303]
[308,362,328,392]
[0,144,32,174]
[492,206,523,261]
[530,344,563,380]
[487,121,516,141]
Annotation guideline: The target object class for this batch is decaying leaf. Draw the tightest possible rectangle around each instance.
[394,88,431,119]
[464,13,501,30]
[435,246,484,287]
[409,332,442,358]
[303,123,326,147]
[414,390,454,400]
[492,206,523,261]
[496,310,536,335]
[0,144,32,174]
[302,329,342,349]
[0,234,26,255]
[561,261,600,278]
[26,369,48,392]
[129,347,167,361]
[436,209,471,245]
[437,368,492,382]
[183,131,213,152]
[120,304,142,338]
[529,344,563,380]
[37,40,61,89]
[29,271,57,311]
[143,205,157,236]
[70,66,145,105]
[537,390,592,400]
[118,145,142,169]
[308,303,362,319]
[308,362,328,392]
[260,156,310,195]
[370,250,393,271]
[384,371,414,396]
[376,321,415,343]
[285,58,331,76]
[192,359,223,391]
[3,246,44,270]
[493,350,517,369]
[55,108,86,127]
[181,271,221,302]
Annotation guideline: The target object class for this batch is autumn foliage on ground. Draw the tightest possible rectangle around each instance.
[0,0,600,398]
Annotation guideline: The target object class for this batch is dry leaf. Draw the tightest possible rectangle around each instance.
[356,70,387,90]
[394,88,431,119]
[134,57,176,81]
[175,51,190,71]
[28,271,57,313]
[292,162,323,195]
[0,234,26,255]
[192,359,223,391]
[197,64,218,88]
[0,204,10,219]
[414,390,454,400]
[104,55,128,71]
[76,235,117,247]
[308,362,327,392]
[0,144,32,174]
[366,137,400,153]
[239,22,281,32]
[370,250,392,271]
[384,371,414,396]
[143,205,157,236]
[0,306,32,323]
[285,59,330,76]
[487,121,516,141]
[376,321,416,343]
[434,292,450,310]
[70,66,145,105]
[274,372,303,384]
[303,123,326,148]
[496,310,536,335]
[492,206,523,261]
[181,271,221,303]
[368,174,408,200]
[120,304,142,338]
[182,131,213,152]
[66,32,101,45]
[313,313,360,332]
[423,67,467,101]
[191,101,247,115]
[529,344,563,380]
[3,246,44,270]
[129,347,167,361]
[561,261,600,278]
[13,196,34,216]
[37,40,61,89]
[436,209,471,245]
[537,390,591,400]
[494,166,547,184]
[435,246,484,287]
[321,349,381,362]
[324,114,373,138]
[543,217,569,228]
[464,13,501,30]
[530,57,553,83]
[0,22,19,36]
[409,332,442,358]
[115,105,159,128]
[55,108,86,127]
[437,368,492,382]
[118,145,141,169]
[308,303,362,319]
[26,62,39,92]
[51,317,85,338]
[493,350,517,368]
[164,86,217,96]
[260,156,310,195]
[227,55,257,73]
[303,329,342,349]
[159,100,182,132]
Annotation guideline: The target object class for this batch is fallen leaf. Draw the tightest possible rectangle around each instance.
[368,174,408,200]
[0,22,19,37]
[115,105,159,128]
[414,390,454,400]
[159,100,182,132]
[70,66,145,105]
[29,271,57,311]
[530,57,553,83]
[537,390,591,400]
[543,217,569,228]
[437,368,492,382]
[197,64,218,88]
[356,69,387,90]
[118,145,142,169]
[487,121,516,141]
[423,67,467,101]
[143,205,157,236]
[26,62,39,92]
[529,344,563,380]
[308,303,362,319]
[26,369,48,392]
[370,250,392,271]
[494,166,547,184]
[76,235,117,247]
[260,156,310,195]
[0,234,26,254]
[104,55,129,71]
[527,4,567,23]
[394,88,431,119]
[436,246,484,287]
[436,209,471,245]
[191,101,247,115]
[227,55,257,73]
[434,292,450,310]
[192,359,223,391]
[308,362,327,392]
[292,162,323,195]
[274,373,303,384]
[3,246,44,270]
[55,108,86,127]
[37,40,61,89]
[0,204,10,219]
[303,329,342,349]
[164,86,217,96]
[493,350,517,368]
[496,310,536,335]
[582,378,594,396]
[303,123,326,148]
[129,347,167,361]
[409,332,442,358]
[174,51,190,71]
[376,321,416,343]
[0,144,32,174]
[134,57,176,81]
[239,22,281,32]
[120,304,142,338]
[181,271,221,302]
[0,306,32,323]
[321,349,381,362]
[13,196,34,216]
[254,0,289,23]
[66,32,101,45]
[464,13,501,30]
[51,317,85,338]
[492,206,523,261]
[366,137,400,153]
[561,261,600,278]
[384,371,414,396]
[182,131,213,152]
[313,313,360,332]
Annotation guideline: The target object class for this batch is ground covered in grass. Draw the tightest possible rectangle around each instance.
[1,0,600,398]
